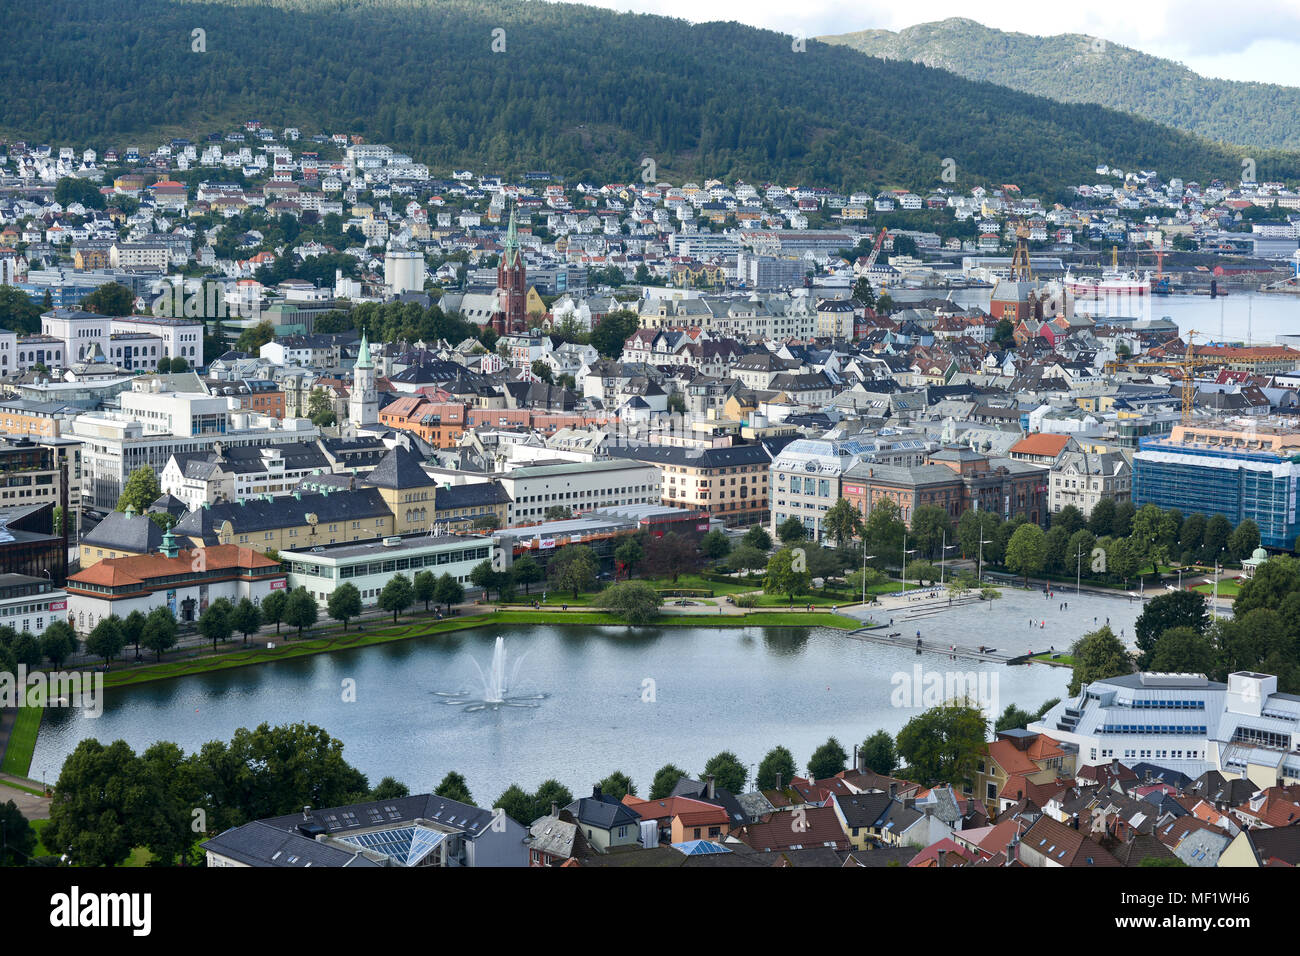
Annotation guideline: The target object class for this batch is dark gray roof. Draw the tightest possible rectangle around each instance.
[201,821,382,868]
[609,443,774,469]
[362,445,438,491]
[565,789,641,830]
[81,510,163,553]
[173,488,390,542]
[434,482,511,510]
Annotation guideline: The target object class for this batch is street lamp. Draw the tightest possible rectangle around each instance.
[861,549,877,606]
[978,537,993,584]
[939,531,957,586]
[901,540,917,595]
[1075,543,1083,595]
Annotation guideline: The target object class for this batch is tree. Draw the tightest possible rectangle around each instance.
[10,633,40,668]
[1068,626,1133,696]
[614,537,644,579]
[413,570,436,611]
[860,730,897,775]
[822,499,863,548]
[198,597,234,651]
[0,285,42,335]
[908,505,951,560]
[472,514,499,531]
[530,359,553,383]
[1149,626,1217,674]
[995,704,1035,732]
[992,317,1015,347]
[596,771,636,801]
[81,282,134,316]
[1044,525,1070,575]
[1229,519,1261,562]
[117,465,161,514]
[531,780,574,822]
[284,587,319,639]
[777,516,807,546]
[1180,512,1206,561]
[508,554,541,595]
[847,566,888,595]
[42,739,142,867]
[1234,555,1300,616]
[140,606,178,661]
[493,784,536,826]
[1087,498,1117,537]
[1004,523,1047,585]
[1134,590,1209,668]
[235,320,276,354]
[765,547,810,606]
[649,764,687,800]
[85,615,126,665]
[896,700,989,786]
[1111,501,1136,538]
[0,800,37,866]
[1052,504,1085,536]
[596,581,663,624]
[1067,529,1097,580]
[370,777,410,800]
[699,529,732,561]
[434,573,465,613]
[1106,536,1139,587]
[55,176,107,210]
[742,525,772,552]
[727,544,770,572]
[808,737,848,779]
[864,498,906,567]
[376,574,414,624]
[434,771,473,804]
[548,545,598,597]
[230,597,262,644]
[261,589,288,634]
[642,532,701,584]
[1202,514,1233,564]
[327,582,363,630]
[904,560,941,586]
[589,309,639,358]
[40,620,78,668]
[756,746,797,791]
[544,505,573,520]
[702,751,746,794]
[469,559,502,600]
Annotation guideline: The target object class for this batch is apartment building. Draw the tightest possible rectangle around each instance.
[608,442,775,527]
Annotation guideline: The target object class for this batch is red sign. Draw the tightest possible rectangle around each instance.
[270,579,288,590]
[48,600,67,611]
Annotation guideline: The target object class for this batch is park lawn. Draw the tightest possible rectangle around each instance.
[0,698,44,777]
[1030,652,1076,666]
[755,588,858,607]
[1193,579,1241,597]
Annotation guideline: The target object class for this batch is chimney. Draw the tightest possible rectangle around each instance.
[775,773,782,792]
[1006,840,1017,864]
[1072,813,1080,830]
[888,782,897,801]
[550,802,558,818]
[302,806,312,820]
[706,774,716,800]
[592,784,602,800]
[1111,758,1120,776]
[856,747,868,774]
[936,848,947,868]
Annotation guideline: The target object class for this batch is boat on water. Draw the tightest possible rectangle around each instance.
[1063,268,1153,300]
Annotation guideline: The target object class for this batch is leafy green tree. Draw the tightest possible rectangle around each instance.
[544,505,572,520]
[727,543,770,572]
[589,309,639,358]
[742,525,772,551]
[649,763,687,800]
[1005,523,1047,585]
[0,800,37,866]
[777,516,808,546]
[904,560,940,586]
[699,529,732,561]
[1067,529,1097,579]
[531,780,574,821]
[614,537,644,579]
[120,608,146,657]
[284,587,319,639]
[995,704,1035,732]
[596,771,636,801]
[1111,501,1136,538]
[230,597,263,644]
[508,554,541,595]
[0,285,42,335]
[756,746,797,791]
[702,751,746,794]
[198,597,234,651]
[642,532,701,584]
[1202,514,1233,564]
[85,615,126,665]
[1068,626,1133,696]
[235,320,276,354]
[908,504,951,560]
[327,582,362,630]
[1052,504,1085,536]
[1180,512,1206,559]
[1087,498,1117,537]
[55,176,106,210]
[1234,555,1300,616]
[261,589,288,634]
[469,559,501,600]
[548,545,598,597]
[377,574,414,624]
[957,508,1002,566]
[1229,519,1261,562]
[413,570,436,611]
[434,573,465,613]
[860,730,897,775]
[116,465,161,514]
[493,784,535,826]
[1134,590,1209,668]
[1106,535,1139,587]
[1149,626,1217,674]
[807,737,848,779]
[765,547,810,606]
[42,739,142,866]
[40,620,78,668]
[434,771,473,804]
[822,499,863,548]
[595,581,663,624]
[1044,525,1070,575]
[140,606,178,661]
[81,282,134,316]
[896,700,989,786]
[370,777,410,800]
[10,632,40,668]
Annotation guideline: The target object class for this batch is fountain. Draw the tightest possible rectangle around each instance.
[437,637,546,711]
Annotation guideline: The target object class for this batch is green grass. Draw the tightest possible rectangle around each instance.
[1,698,44,778]
[1193,579,1241,597]
[755,588,859,607]
[1029,652,1076,666]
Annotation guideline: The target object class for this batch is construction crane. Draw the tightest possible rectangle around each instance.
[862,227,889,270]
[1010,221,1033,281]
[1105,329,1200,423]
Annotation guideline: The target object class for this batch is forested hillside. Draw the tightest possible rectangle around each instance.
[822,18,1300,152]
[2,0,1293,192]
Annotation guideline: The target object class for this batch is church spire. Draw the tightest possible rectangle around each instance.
[357,329,372,368]
[504,203,519,269]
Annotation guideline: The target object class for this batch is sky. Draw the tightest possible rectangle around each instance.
[574,0,1300,86]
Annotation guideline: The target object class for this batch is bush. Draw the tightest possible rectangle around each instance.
[734,593,758,608]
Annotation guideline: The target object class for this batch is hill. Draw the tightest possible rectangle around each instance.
[1,0,1293,193]
[821,18,1300,152]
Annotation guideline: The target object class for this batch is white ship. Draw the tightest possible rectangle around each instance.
[1064,269,1153,301]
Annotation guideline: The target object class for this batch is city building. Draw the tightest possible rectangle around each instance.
[495,459,661,526]
[0,573,68,637]
[608,443,774,527]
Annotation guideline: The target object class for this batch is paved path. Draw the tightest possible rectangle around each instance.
[0,773,51,820]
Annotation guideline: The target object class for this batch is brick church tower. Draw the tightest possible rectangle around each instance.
[492,205,527,335]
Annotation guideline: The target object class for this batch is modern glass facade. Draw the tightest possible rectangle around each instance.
[1133,436,1300,549]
